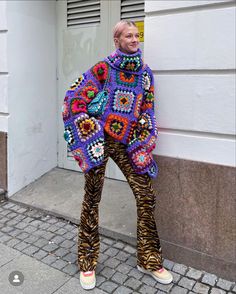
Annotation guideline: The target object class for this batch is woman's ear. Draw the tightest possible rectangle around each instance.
[114,38,119,48]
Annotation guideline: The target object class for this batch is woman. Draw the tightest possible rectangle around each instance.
[62,20,173,290]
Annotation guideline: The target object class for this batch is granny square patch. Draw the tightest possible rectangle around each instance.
[91,62,109,82]
[75,80,99,103]
[74,114,101,142]
[116,72,138,87]
[70,98,87,114]
[64,126,76,147]
[70,74,85,90]
[62,101,70,121]
[104,114,128,140]
[72,148,89,172]
[131,146,152,171]
[120,56,141,72]
[87,137,104,163]
[138,113,153,130]
[134,94,143,118]
[112,89,135,114]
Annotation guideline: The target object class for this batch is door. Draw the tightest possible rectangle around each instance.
[57,0,144,181]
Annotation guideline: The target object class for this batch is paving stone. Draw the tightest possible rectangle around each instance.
[15,222,28,229]
[186,267,203,280]
[63,232,75,240]
[232,285,236,292]
[217,278,234,291]
[98,253,109,263]
[23,216,35,223]
[33,249,48,260]
[14,214,26,221]
[0,209,11,216]
[42,243,59,253]
[102,237,114,245]
[62,263,79,275]
[172,263,188,275]
[116,251,130,261]
[170,286,188,294]
[22,245,39,256]
[47,225,59,233]
[6,212,18,218]
[141,274,156,287]
[5,219,19,226]
[5,238,21,247]
[193,282,210,294]
[0,216,8,223]
[170,271,181,283]
[1,226,14,233]
[23,225,38,234]
[42,231,56,240]
[105,247,119,257]
[100,266,116,279]
[96,275,106,287]
[46,217,58,224]
[201,272,218,286]
[2,202,15,209]
[56,228,67,235]
[163,259,175,270]
[96,263,105,274]
[30,220,43,227]
[137,284,157,294]
[63,252,77,263]
[51,235,65,245]
[155,282,173,292]
[54,247,69,258]
[60,239,74,249]
[100,281,118,292]
[51,259,68,270]
[6,228,21,237]
[126,255,137,267]
[117,263,133,274]
[104,257,120,269]
[124,244,136,254]
[124,277,142,290]
[13,241,30,251]
[111,272,128,284]
[38,222,51,230]
[42,254,59,265]
[1,234,12,243]
[100,242,109,252]
[178,277,196,290]
[17,232,30,240]
[17,207,28,213]
[113,285,133,294]
[128,268,143,280]
[210,288,226,294]
[34,238,49,248]
[24,235,39,244]
[113,241,125,250]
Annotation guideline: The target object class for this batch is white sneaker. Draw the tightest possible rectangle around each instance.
[80,270,96,290]
[137,265,173,284]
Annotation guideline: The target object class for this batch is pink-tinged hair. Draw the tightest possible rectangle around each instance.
[113,20,137,39]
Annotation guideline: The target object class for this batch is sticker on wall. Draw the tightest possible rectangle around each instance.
[135,21,144,42]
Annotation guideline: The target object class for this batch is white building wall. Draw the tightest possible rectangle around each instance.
[6,0,57,196]
[145,0,236,166]
[0,1,8,133]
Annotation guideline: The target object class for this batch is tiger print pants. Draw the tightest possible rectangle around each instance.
[78,134,163,272]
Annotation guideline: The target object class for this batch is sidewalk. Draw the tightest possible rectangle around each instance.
[0,199,235,294]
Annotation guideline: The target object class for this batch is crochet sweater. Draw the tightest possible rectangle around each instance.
[62,48,158,177]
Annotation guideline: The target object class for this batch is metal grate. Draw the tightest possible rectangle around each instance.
[121,0,145,21]
[67,0,101,27]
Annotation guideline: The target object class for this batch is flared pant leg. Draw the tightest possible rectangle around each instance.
[108,139,163,271]
[78,135,163,272]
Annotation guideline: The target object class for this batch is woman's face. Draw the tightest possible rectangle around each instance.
[115,25,140,54]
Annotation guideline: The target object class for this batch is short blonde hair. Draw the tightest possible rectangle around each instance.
[113,20,137,39]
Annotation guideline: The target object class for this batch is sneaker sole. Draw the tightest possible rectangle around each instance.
[80,278,96,290]
[137,265,173,284]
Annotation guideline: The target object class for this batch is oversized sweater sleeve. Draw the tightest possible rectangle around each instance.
[127,66,158,178]
[62,61,109,172]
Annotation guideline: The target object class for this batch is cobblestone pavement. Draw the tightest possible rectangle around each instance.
[0,199,235,294]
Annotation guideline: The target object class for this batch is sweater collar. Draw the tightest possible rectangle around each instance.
[105,48,144,74]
